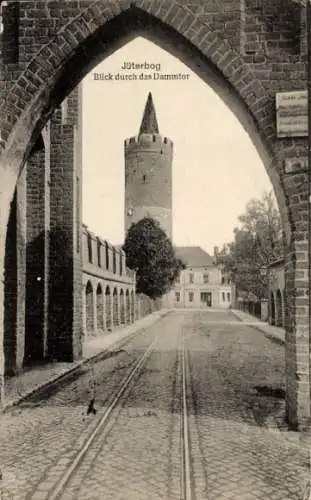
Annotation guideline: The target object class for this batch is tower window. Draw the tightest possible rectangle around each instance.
[142,175,146,183]
[164,137,167,144]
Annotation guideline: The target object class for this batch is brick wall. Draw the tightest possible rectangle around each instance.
[0,0,309,428]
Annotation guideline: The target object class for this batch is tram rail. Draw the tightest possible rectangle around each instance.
[37,336,158,500]
[30,328,198,500]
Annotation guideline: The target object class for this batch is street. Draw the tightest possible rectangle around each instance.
[0,310,308,499]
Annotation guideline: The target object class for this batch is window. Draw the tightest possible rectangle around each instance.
[227,292,231,302]
[222,292,225,302]
[221,277,225,284]
[175,292,180,302]
[189,273,194,284]
[120,252,123,275]
[189,292,194,302]
[203,274,209,284]
[97,239,101,267]
[112,248,117,273]
[87,233,92,263]
[200,292,209,302]
[105,242,109,269]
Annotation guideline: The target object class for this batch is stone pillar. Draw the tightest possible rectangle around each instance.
[0,162,18,407]
[15,167,27,371]
[4,190,18,375]
[283,174,310,429]
[102,290,107,332]
[93,285,97,333]
[281,291,286,329]
[82,282,87,340]
[260,300,268,322]
[24,136,48,365]
[48,94,82,362]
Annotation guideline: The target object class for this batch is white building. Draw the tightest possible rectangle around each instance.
[167,246,235,309]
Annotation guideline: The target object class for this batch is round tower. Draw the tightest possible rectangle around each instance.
[124,92,173,239]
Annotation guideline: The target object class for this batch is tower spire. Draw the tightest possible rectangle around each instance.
[139,92,159,135]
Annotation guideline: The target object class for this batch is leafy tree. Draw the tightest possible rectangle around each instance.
[123,217,185,299]
[218,191,283,299]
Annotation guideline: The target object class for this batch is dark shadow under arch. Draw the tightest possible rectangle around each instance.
[96,283,104,330]
[86,281,94,332]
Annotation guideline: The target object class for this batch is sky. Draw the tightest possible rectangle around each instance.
[81,37,273,255]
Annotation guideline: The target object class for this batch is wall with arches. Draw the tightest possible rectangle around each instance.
[82,226,136,338]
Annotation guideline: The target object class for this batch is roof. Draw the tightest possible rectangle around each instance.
[266,257,284,268]
[139,92,159,135]
[174,246,215,267]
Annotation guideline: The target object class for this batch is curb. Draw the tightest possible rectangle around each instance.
[2,310,169,413]
[231,310,285,346]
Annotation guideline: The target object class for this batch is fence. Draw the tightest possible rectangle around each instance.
[135,293,163,320]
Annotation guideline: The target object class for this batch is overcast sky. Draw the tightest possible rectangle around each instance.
[81,37,273,255]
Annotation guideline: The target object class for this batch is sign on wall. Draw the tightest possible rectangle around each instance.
[284,156,308,174]
[276,90,308,138]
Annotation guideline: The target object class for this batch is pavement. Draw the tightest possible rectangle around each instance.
[0,309,306,500]
[2,308,285,412]
[2,309,170,412]
[231,308,285,345]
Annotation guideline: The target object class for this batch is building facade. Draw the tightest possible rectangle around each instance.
[167,247,235,309]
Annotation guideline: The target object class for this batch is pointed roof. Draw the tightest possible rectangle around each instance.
[139,92,159,135]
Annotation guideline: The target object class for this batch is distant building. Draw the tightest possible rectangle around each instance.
[166,246,235,309]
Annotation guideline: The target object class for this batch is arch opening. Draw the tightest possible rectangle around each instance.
[86,281,94,332]
[112,288,119,328]
[105,285,112,330]
[1,6,288,240]
[120,289,125,325]
[126,289,131,325]
[96,283,104,331]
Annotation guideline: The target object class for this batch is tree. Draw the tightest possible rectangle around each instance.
[123,217,185,299]
[218,191,283,300]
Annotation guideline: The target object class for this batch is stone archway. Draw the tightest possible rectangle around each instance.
[0,1,308,428]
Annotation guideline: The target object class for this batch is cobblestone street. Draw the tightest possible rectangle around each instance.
[0,310,308,499]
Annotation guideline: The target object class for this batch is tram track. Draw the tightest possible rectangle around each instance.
[29,320,204,500]
[28,335,158,500]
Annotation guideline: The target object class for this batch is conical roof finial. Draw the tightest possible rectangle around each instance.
[139,92,159,135]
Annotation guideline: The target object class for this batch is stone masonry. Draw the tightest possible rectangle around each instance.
[0,0,309,430]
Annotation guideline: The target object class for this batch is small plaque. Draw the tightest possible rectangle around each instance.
[276,90,308,138]
[284,157,308,174]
